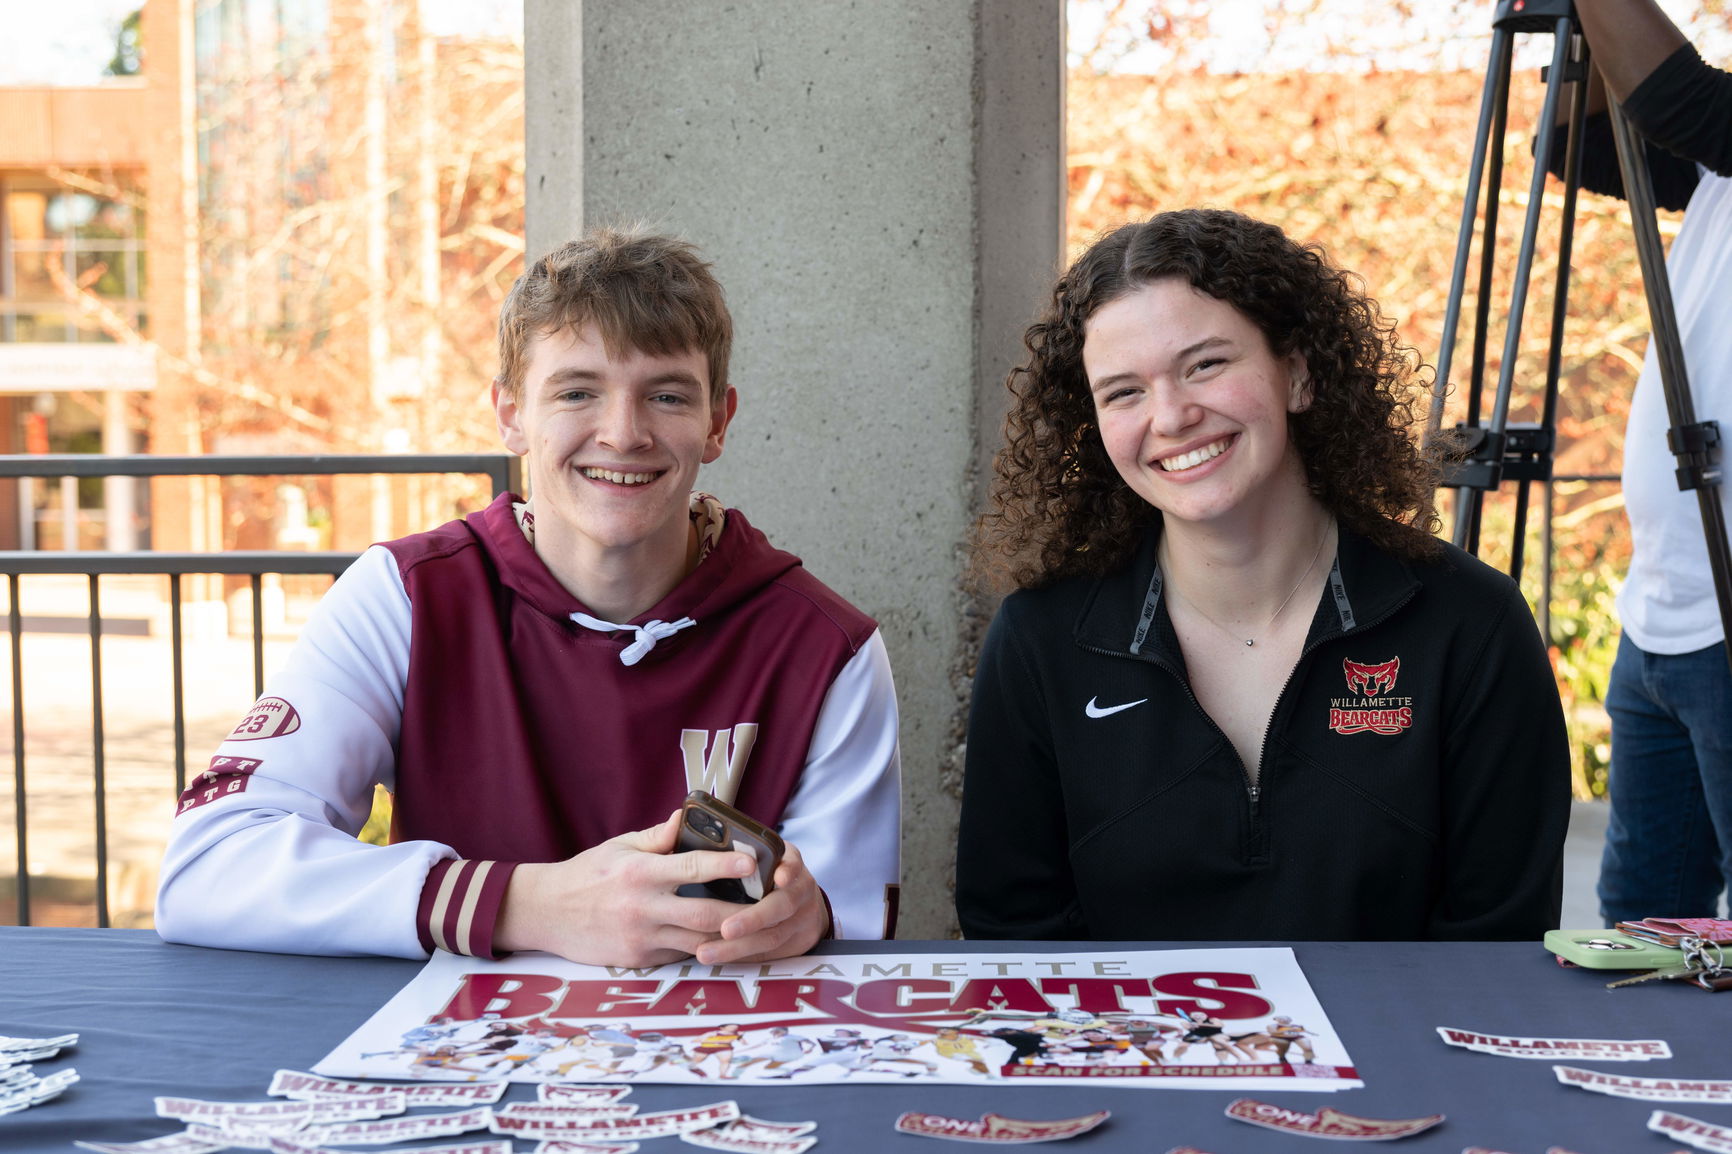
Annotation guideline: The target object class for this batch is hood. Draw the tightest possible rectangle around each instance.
[465,491,805,659]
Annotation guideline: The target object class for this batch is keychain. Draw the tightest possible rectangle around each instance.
[1606,937,1732,991]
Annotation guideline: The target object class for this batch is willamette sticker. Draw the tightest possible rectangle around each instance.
[496,1102,638,1121]
[269,1069,505,1105]
[249,1105,491,1146]
[1225,1099,1444,1140]
[1436,1027,1672,1061]
[681,1124,816,1154]
[490,1102,740,1140]
[893,1110,1110,1144]
[1650,1110,1732,1153]
[1555,1065,1732,1103]
[529,1140,643,1154]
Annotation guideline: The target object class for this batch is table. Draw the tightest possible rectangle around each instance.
[2,929,1726,1152]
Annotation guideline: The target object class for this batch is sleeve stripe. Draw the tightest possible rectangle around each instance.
[417,857,520,959]
[423,859,466,954]
[453,860,493,957]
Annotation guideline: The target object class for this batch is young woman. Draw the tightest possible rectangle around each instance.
[956,209,1569,942]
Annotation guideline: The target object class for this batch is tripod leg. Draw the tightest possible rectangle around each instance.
[1436,28,1515,552]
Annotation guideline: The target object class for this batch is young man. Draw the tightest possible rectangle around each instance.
[156,228,902,965]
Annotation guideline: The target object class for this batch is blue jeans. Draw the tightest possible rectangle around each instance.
[1598,635,1732,925]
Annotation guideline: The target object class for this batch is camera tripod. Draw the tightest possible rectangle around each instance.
[1424,0,1732,676]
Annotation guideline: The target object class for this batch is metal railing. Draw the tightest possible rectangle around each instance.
[0,453,519,927]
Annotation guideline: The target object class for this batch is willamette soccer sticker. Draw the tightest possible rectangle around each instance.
[1436,1027,1672,1061]
[227,697,302,741]
[1328,658,1413,736]
[1555,1065,1732,1104]
[1649,1109,1732,1153]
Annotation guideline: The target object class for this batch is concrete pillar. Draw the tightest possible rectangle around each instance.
[525,0,1065,939]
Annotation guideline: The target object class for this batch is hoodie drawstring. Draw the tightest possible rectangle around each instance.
[569,612,697,666]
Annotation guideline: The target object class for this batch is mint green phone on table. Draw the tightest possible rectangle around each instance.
[1545,928,1681,969]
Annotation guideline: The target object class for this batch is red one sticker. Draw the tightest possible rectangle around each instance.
[893,1111,1110,1144]
[1225,1098,1443,1140]
[226,697,302,741]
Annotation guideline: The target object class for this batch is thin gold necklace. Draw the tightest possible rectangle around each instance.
[1165,520,1334,648]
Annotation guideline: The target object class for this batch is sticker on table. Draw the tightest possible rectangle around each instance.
[681,1125,816,1153]
[1435,1027,1671,1060]
[269,1069,507,1104]
[1225,1099,1444,1140]
[0,1068,79,1115]
[75,1136,230,1154]
[160,1098,304,1127]
[724,1116,817,1138]
[268,1141,511,1154]
[539,1083,635,1104]
[0,1032,77,1062]
[497,1102,640,1122]
[893,1110,1110,1143]
[315,947,1361,1092]
[491,1101,740,1140]
[268,1105,492,1147]
[533,1140,643,1154]
[1650,1109,1732,1153]
[1554,1065,1732,1103]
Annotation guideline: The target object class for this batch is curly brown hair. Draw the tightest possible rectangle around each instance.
[978,208,1441,590]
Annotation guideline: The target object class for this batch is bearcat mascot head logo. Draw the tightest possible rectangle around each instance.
[1342,657,1399,697]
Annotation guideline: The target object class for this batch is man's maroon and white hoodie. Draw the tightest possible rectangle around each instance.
[156,492,901,959]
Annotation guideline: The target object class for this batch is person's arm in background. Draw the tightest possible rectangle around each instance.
[1549,0,1732,204]
[1572,0,1685,105]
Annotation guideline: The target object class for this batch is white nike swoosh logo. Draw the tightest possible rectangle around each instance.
[1085,696,1148,719]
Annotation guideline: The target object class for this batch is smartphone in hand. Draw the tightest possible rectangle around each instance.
[674,790,785,904]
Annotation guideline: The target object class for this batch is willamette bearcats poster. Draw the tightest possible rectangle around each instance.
[316,948,1362,1092]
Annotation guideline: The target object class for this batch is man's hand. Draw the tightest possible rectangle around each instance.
[493,810,779,967]
[694,840,830,965]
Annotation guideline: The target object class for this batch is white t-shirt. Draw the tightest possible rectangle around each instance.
[1617,166,1732,653]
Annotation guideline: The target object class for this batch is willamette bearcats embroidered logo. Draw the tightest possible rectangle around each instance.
[1328,657,1413,736]
[225,696,302,741]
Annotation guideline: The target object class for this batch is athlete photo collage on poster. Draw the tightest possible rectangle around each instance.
[315,948,1363,1092]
